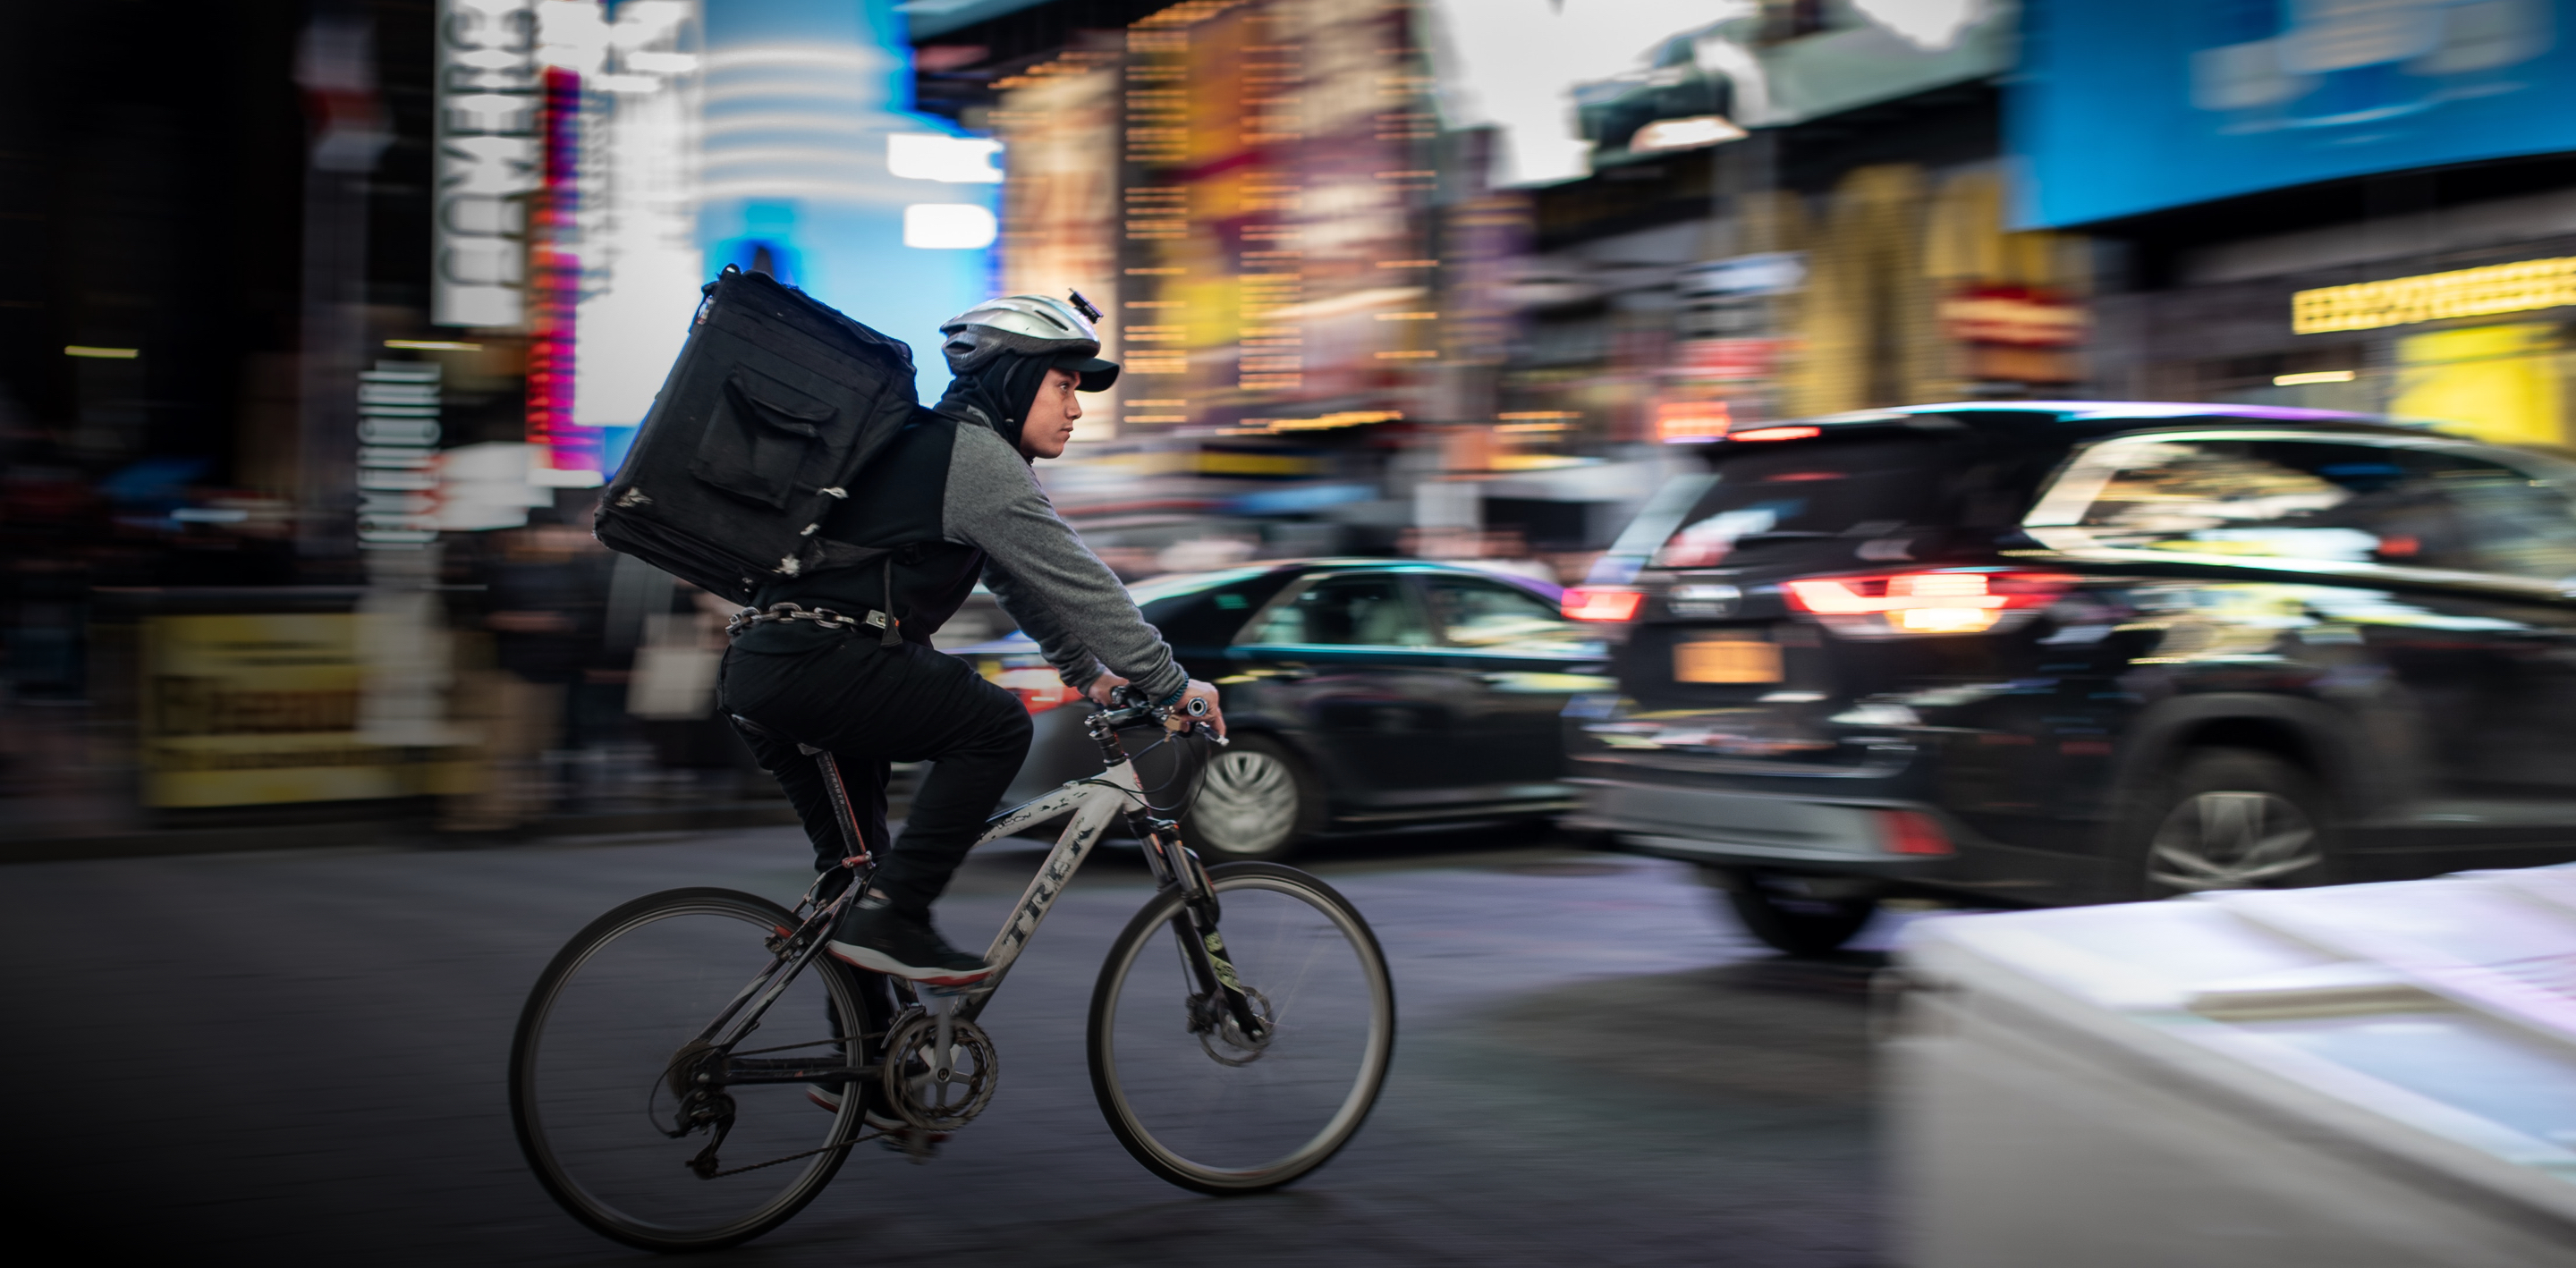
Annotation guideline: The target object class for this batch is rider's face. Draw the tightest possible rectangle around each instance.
[1018,368,1081,460]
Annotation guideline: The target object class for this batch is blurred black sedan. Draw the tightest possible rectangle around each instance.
[953,559,1613,859]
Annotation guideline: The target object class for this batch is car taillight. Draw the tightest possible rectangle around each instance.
[993,666,1075,714]
[1562,586,1646,622]
[1877,809,1953,857]
[1784,569,2076,637]
[1726,425,1821,442]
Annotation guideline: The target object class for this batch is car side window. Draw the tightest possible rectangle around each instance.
[1421,576,1592,655]
[1239,575,1433,647]
[2022,437,2576,575]
[2431,467,2576,579]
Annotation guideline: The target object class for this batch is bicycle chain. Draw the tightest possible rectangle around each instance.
[700,1126,881,1179]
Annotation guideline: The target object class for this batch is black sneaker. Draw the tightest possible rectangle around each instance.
[826,897,993,985]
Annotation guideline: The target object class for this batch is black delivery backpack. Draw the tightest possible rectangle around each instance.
[595,265,920,604]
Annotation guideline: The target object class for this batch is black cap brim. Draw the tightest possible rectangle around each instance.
[1053,353,1120,392]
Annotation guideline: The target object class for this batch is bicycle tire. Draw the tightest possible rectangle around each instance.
[1087,862,1395,1194]
[509,887,864,1252]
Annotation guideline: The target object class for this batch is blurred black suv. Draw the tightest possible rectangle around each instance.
[1563,402,2576,953]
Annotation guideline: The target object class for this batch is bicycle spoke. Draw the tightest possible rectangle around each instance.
[1089,866,1394,1192]
[512,890,866,1252]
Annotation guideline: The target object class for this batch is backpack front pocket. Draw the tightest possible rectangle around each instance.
[689,367,837,508]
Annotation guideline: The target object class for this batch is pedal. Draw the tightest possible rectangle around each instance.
[891,1126,943,1163]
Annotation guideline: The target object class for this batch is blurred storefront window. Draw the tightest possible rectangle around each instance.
[2393,324,2568,448]
[139,604,472,810]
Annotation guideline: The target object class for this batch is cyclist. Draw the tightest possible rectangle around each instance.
[720,294,1224,986]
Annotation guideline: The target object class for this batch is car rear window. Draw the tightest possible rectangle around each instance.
[2025,435,2576,579]
[1652,436,1987,568]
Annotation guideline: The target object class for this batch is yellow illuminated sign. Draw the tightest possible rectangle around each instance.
[141,613,472,808]
[2292,257,2576,334]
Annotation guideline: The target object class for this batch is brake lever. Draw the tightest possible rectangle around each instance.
[1101,688,1223,742]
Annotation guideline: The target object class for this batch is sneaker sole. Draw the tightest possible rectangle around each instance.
[825,940,995,985]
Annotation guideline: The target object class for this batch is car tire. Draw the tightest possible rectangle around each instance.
[1720,874,1879,957]
[1182,733,1322,863]
[2121,747,2334,899]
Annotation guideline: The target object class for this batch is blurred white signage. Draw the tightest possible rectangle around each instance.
[570,0,707,427]
[888,133,1004,182]
[355,361,442,547]
[433,0,541,328]
[903,203,999,249]
[436,441,557,531]
[1682,252,1807,298]
[1630,114,1748,153]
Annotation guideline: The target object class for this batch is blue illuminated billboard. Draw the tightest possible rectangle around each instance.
[2013,0,2576,228]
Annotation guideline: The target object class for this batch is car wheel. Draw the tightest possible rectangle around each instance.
[1718,873,1879,957]
[2125,748,2332,898]
[1182,734,1320,862]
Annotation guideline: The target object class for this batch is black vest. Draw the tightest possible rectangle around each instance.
[736,407,987,650]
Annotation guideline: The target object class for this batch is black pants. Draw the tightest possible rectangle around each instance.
[720,631,1033,917]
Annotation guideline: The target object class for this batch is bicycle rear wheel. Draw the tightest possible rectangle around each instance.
[510,888,865,1252]
[1088,862,1394,1193]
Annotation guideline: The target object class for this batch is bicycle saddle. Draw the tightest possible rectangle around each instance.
[730,713,829,757]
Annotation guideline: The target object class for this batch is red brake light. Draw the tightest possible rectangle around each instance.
[1728,425,1821,442]
[1562,586,1646,622]
[1878,809,1953,857]
[1784,571,2077,635]
[992,666,1074,714]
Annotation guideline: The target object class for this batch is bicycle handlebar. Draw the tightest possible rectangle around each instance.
[1099,687,1226,744]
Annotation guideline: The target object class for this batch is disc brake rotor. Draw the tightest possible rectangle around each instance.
[1196,987,1275,1067]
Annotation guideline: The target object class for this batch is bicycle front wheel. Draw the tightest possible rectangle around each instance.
[509,888,866,1252]
[1088,862,1394,1193]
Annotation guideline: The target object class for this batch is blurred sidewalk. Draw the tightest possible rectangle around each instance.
[0,696,826,863]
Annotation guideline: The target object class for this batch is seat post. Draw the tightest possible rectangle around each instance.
[801,742,872,867]
[732,713,873,869]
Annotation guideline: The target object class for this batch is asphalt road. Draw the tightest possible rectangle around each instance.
[0,824,1893,1267]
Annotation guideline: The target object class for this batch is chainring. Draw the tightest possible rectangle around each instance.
[880,1010,999,1132]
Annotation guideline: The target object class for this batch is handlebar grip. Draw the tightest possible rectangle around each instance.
[1183,695,1209,717]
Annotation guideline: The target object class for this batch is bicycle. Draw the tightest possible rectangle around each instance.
[507,692,1397,1252]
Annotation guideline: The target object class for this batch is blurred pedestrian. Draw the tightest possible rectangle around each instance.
[445,520,604,833]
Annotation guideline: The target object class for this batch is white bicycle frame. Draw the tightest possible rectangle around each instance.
[960,750,1161,1009]
[681,710,1254,1137]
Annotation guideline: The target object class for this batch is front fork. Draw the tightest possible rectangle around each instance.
[1133,813,1267,1045]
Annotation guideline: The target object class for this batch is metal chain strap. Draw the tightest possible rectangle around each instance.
[725,603,890,638]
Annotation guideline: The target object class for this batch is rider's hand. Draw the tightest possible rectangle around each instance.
[1084,672,1127,707]
[1170,679,1225,738]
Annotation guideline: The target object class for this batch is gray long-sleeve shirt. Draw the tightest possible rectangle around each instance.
[941,420,1187,702]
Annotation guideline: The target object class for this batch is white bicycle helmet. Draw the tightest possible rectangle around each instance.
[938,292,1119,390]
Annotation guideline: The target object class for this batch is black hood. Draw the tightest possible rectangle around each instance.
[932,350,1057,452]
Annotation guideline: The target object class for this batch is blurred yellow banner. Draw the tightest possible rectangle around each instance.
[141,613,472,808]
[2293,257,2576,334]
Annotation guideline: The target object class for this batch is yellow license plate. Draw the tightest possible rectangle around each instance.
[1674,638,1781,684]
